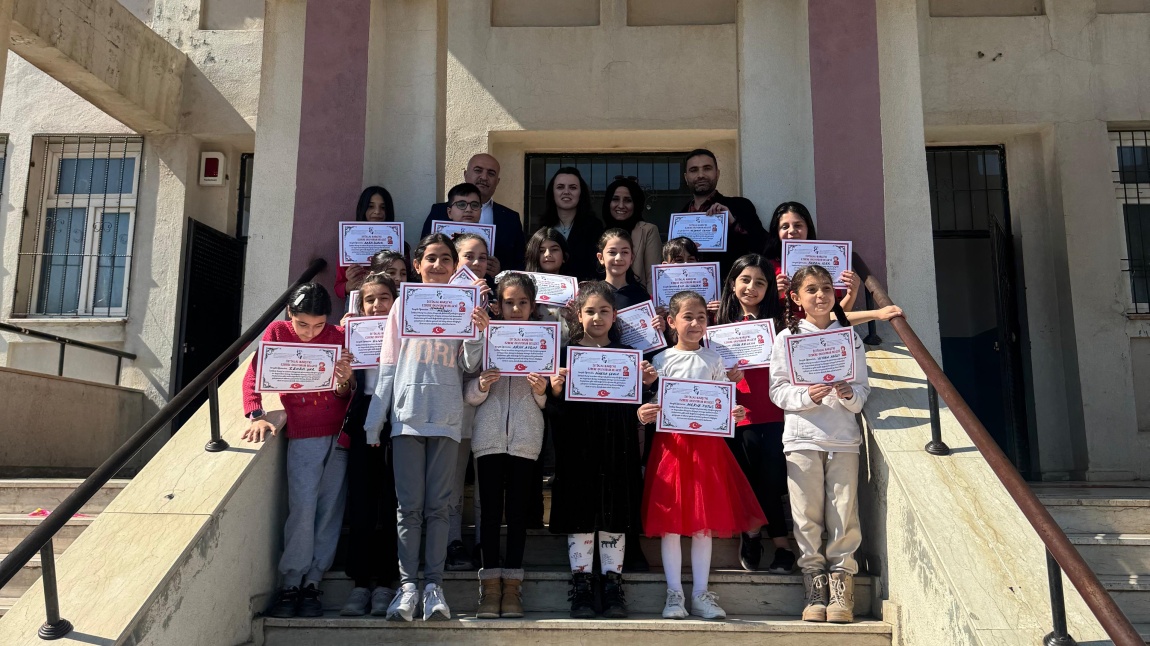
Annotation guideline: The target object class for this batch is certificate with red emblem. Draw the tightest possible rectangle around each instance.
[431,220,495,252]
[668,212,728,252]
[255,341,341,393]
[784,328,856,386]
[704,319,776,369]
[522,272,578,307]
[780,240,852,288]
[565,347,643,404]
[398,283,480,340]
[338,222,404,266]
[616,300,666,354]
[656,378,735,438]
[484,321,560,376]
[649,262,720,309]
[344,316,389,368]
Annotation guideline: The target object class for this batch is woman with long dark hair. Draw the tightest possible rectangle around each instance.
[336,186,406,299]
[600,177,661,289]
[538,168,603,281]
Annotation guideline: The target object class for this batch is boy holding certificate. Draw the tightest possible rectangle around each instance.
[769,265,871,625]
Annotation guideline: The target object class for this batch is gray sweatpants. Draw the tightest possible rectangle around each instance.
[393,435,459,587]
[280,436,348,588]
[448,438,481,544]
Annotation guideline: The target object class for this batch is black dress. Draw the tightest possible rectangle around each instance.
[610,281,651,311]
[547,341,645,535]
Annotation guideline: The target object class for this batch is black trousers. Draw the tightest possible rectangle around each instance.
[344,429,400,588]
[726,422,789,539]
[477,453,535,570]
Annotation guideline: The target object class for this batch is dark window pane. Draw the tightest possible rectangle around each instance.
[1118,146,1150,184]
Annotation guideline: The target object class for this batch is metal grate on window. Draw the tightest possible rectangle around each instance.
[18,135,143,318]
[926,146,1009,236]
[523,152,694,240]
[1112,131,1150,315]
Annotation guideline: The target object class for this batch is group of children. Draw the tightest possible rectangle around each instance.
[240,200,903,624]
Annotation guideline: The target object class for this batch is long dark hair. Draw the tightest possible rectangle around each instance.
[525,227,570,273]
[355,186,396,222]
[600,177,646,233]
[784,265,849,333]
[541,167,594,228]
[764,201,817,260]
[286,282,332,317]
[569,281,620,345]
[717,254,781,326]
[597,228,643,286]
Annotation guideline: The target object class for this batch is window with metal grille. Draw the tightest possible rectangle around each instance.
[1111,131,1150,314]
[523,153,694,239]
[926,146,1010,235]
[14,136,143,318]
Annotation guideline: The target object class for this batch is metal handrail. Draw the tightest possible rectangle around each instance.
[854,254,1141,646]
[0,321,138,385]
[0,258,327,640]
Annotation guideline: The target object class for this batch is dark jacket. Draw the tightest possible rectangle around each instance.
[683,191,768,279]
[421,201,526,272]
[537,215,605,282]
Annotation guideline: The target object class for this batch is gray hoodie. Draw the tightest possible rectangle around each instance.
[464,375,547,461]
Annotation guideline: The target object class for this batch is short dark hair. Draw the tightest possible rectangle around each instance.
[447,182,481,204]
[684,148,718,167]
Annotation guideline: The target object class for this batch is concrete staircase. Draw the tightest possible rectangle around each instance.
[1034,482,1150,642]
[0,479,128,617]
[257,487,893,645]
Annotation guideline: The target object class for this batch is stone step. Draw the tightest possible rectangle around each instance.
[262,612,892,646]
[1099,575,1150,624]
[0,514,94,553]
[0,554,41,599]
[1068,534,1150,576]
[318,568,876,618]
[0,479,128,515]
[0,597,17,618]
[1033,484,1150,535]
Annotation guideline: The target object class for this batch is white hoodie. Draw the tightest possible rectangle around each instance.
[768,319,870,454]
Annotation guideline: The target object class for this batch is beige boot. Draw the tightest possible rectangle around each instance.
[501,569,525,618]
[826,571,854,623]
[476,568,502,619]
[801,572,829,622]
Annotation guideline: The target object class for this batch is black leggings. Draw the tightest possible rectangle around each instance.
[344,430,400,588]
[477,453,535,569]
[726,422,789,539]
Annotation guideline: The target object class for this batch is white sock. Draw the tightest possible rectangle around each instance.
[690,532,713,597]
[661,534,683,593]
[568,533,595,573]
[598,532,626,575]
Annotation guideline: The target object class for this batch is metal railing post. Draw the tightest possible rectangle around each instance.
[37,540,72,640]
[862,289,883,347]
[204,376,229,453]
[1044,550,1078,646]
[115,357,123,385]
[56,344,65,377]
[925,384,951,456]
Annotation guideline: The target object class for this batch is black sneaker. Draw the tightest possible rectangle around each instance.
[602,571,629,619]
[267,586,300,618]
[767,547,797,574]
[445,539,475,571]
[297,583,324,617]
[739,533,763,571]
[568,572,596,619]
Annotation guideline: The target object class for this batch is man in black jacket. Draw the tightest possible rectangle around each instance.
[680,149,768,277]
[422,153,526,275]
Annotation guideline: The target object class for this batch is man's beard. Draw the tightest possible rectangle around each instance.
[692,180,715,197]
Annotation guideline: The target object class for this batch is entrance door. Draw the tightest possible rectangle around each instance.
[928,146,1032,474]
[174,219,245,430]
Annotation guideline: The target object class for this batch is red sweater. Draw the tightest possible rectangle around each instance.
[733,314,784,426]
[242,320,352,442]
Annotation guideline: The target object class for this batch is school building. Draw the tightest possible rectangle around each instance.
[0,0,1149,644]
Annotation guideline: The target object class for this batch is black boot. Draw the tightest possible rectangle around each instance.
[602,571,628,619]
[568,572,596,619]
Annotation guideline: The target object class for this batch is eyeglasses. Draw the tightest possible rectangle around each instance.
[450,200,482,211]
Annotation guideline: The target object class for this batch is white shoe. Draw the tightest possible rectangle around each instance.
[370,586,396,616]
[422,583,451,621]
[386,583,419,622]
[662,589,688,619]
[691,590,726,620]
[339,586,371,616]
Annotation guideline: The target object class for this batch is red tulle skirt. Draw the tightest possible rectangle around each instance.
[642,432,767,538]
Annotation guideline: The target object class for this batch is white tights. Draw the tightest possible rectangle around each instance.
[568,532,626,575]
[661,533,712,597]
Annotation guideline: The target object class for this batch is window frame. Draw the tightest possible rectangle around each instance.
[1110,131,1150,314]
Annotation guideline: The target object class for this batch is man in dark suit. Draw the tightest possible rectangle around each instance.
[680,148,768,278]
[421,153,526,275]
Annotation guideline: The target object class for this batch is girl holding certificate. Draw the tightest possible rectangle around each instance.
[465,273,550,619]
[524,227,576,345]
[240,283,355,619]
[768,265,871,625]
[363,233,491,623]
[638,291,765,621]
[547,282,658,620]
[336,186,407,299]
[598,228,659,311]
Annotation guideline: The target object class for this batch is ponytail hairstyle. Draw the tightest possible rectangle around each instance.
[784,265,849,333]
[414,233,459,265]
[764,201,817,261]
[597,227,643,285]
[663,290,708,346]
[525,227,570,273]
[451,231,489,254]
[493,272,539,321]
[568,280,620,345]
[662,236,701,263]
[369,249,407,275]
[718,253,781,326]
[360,271,398,300]
[286,282,332,317]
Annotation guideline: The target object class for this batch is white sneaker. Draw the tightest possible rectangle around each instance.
[386,583,419,622]
[691,590,727,620]
[370,586,396,616]
[662,589,688,619]
[339,586,371,616]
[422,583,451,621]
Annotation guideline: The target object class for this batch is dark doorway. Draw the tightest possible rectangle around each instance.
[928,146,1032,474]
[174,219,245,430]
